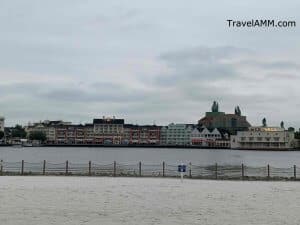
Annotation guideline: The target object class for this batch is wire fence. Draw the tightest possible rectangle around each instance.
[0,160,298,181]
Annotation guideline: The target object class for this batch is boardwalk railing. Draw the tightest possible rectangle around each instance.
[0,160,298,181]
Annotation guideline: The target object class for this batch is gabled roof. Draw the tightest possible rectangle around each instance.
[191,128,200,134]
[211,128,221,135]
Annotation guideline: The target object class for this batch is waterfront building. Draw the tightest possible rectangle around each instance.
[160,123,194,146]
[198,101,251,134]
[190,126,230,148]
[230,125,295,150]
[123,124,161,145]
[54,125,66,144]
[54,124,93,144]
[0,116,4,132]
[74,125,85,144]
[93,116,124,144]
[83,123,94,144]
[54,124,84,144]
[27,118,125,145]
[26,120,71,143]
[61,125,84,144]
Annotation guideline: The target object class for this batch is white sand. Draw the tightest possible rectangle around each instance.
[0,176,300,225]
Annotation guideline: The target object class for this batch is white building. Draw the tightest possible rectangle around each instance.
[160,123,193,146]
[0,117,4,132]
[25,120,71,143]
[190,126,229,148]
[230,126,295,150]
[93,117,124,144]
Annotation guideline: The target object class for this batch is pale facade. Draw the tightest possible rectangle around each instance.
[26,120,71,143]
[191,127,222,139]
[191,126,229,147]
[230,126,295,150]
[26,123,56,142]
[160,123,193,146]
[93,117,124,144]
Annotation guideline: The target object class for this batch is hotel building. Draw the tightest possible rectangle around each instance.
[26,120,71,143]
[93,117,124,145]
[198,101,251,134]
[230,126,295,150]
[160,123,194,146]
[123,124,161,145]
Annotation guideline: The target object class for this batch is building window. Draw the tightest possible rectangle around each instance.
[231,118,237,128]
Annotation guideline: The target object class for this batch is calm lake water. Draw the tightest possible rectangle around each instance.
[0,147,300,167]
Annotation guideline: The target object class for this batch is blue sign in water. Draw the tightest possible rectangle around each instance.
[178,165,186,172]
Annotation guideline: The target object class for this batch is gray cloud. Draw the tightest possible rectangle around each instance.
[238,60,300,70]
[1,1,300,129]
[156,46,248,85]
[160,46,252,63]
[40,87,148,103]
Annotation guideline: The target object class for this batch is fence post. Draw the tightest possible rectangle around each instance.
[65,160,69,175]
[89,161,92,176]
[267,164,270,179]
[0,160,3,175]
[43,160,46,175]
[162,161,165,177]
[189,162,192,178]
[113,161,116,177]
[21,160,24,175]
[294,165,296,180]
[242,163,244,180]
[139,161,142,177]
[215,163,218,180]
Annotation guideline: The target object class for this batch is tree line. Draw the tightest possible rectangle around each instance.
[0,125,46,142]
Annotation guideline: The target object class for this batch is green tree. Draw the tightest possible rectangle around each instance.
[29,131,47,142]
[288,127,295,132]
[0,130,4,139]
[11,125,27,138]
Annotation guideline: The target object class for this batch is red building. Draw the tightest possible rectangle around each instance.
[123,124,161,145]
[55,125,85,144]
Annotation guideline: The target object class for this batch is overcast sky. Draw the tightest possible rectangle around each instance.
[0,0,300,128]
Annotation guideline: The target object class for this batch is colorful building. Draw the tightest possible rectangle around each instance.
[198,101,251,134]
[26,120,71,144]
[93,117,124,144]
[190,126,230,148]
[123,124,161,145]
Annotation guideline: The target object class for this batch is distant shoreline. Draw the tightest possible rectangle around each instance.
[0,144,298,151]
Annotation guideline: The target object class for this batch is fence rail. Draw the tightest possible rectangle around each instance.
[0,160,298,181]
